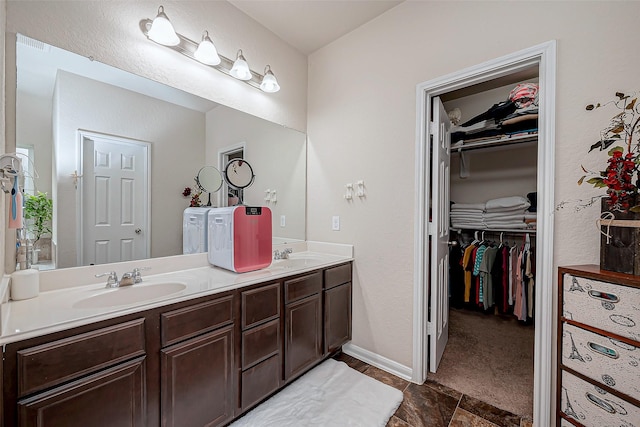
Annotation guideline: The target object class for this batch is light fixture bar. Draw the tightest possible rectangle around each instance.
[140,18,268,91]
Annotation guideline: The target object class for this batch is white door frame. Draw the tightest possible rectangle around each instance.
[77,130,151,266]
[413,41,556,426]
[217,142,246,206]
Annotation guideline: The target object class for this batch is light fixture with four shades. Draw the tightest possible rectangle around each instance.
[141,5,281,93]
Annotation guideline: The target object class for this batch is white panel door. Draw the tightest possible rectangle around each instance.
[81,134,149,266]
[429,97,451,373]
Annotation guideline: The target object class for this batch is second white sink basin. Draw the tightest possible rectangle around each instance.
[72,282,187,309]
[272,254,326,269]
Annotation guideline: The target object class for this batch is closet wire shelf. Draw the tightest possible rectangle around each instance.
[451,133,537,153]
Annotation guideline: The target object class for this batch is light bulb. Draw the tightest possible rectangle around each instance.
[147,5,180,46]
[230,50,252,80]
[194,31,221,66]
[260,65,280,93]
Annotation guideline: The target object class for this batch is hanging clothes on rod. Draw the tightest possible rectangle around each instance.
[449,229,535,323]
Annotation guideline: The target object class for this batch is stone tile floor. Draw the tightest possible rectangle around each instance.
[334,353,534,427]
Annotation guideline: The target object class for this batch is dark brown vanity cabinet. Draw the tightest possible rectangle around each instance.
[160,296,235,427]
[284,272,324,381]
[324,263,353,355]
[6,318,148,427]
[240,282,282,411]
[2,261,353,426]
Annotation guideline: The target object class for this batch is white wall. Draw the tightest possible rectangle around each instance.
[54,71,205,267]
[205,105,306,241]
[306,1,640,369]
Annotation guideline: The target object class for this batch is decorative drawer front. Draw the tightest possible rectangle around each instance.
[562,323,640,401]
[161,296,234,347]
[17,318,146,397]
[560,370,640,427]
[242,282,281,330]
[324,263,352,290]
[242,319,280,369]
[563,274,640,342]
[284,272,322,303]
[241,354,281,410]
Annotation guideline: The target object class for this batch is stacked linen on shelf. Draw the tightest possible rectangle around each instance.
[450,203,485,229]
[483,196,530,229]
[450,196,531,229]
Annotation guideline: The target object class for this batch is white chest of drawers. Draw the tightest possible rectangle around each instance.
[558,265,640,427]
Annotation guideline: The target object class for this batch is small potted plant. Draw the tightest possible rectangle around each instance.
[24,191,53,264]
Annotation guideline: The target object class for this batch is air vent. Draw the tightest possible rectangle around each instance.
[16,34,50,52]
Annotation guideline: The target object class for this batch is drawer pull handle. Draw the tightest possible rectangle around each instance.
[585,392,616,414]
[588,342,619,359]
[588,290,619,303]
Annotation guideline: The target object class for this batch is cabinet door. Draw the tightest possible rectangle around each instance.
[324,282,352,354]
[285,294,322,380]
[161,326,234,427]
[18,357,146,427]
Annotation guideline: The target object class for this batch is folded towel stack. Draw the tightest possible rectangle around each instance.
[451,196,532,229]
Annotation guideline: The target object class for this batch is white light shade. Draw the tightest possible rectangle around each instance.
[148,6,180,46]
[230,50,252,80]
[260,65,280,93]
[194,31,221,65]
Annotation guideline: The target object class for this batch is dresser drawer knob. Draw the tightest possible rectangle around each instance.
[587,341,619,359]
[588,290,620,303]
[585,392,616,414]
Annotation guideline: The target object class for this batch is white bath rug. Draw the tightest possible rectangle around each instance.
[230,358,404,427]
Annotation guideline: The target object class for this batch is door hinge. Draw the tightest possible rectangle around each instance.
[427,221,435,236]
[427,321,434,335]
[428,121,436,135]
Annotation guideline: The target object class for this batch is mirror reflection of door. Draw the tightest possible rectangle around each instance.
[218,144,245,206]
[80,132,150,265]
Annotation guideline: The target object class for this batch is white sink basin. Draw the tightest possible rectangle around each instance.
[272,254,326,269]
[72,282,187,309]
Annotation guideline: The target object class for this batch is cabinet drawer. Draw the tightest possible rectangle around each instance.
[241,354,281,410]
[242,319,280,369]
[18,357,146,427]
[562,323,640,401]
[284,272,322,303]
[324,263,352,290]
[563,274,640,342]
[242,282,280,329]
[17,318,145,397]
[161,295,234,347]
[560,370,640,426]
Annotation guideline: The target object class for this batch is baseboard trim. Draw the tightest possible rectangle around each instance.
[342,342,413,382]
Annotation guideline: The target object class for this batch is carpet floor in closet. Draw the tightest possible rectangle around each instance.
[427,308,535,419]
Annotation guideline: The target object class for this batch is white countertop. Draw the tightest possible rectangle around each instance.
[0,250,352,345]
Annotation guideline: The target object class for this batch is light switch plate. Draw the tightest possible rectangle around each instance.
[332,215,340,231]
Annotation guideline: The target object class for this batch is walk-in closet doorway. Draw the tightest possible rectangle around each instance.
[413,41,556,426]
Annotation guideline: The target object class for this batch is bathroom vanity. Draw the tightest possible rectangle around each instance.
[0,253,352,427]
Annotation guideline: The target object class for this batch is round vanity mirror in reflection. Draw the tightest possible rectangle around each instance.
[224,159,255,189]
[195,166,223,206]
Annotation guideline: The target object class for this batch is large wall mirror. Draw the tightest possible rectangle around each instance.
[15,34,306,270]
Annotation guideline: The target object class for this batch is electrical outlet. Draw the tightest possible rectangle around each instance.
[280,215,286,227]
[332,215,340,231]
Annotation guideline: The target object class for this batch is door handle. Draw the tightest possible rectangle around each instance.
[135,228,142,234]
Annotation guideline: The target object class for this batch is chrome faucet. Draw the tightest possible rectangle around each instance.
[273,248,293,260]
[95,271,119,288]
[96,267,150,288]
